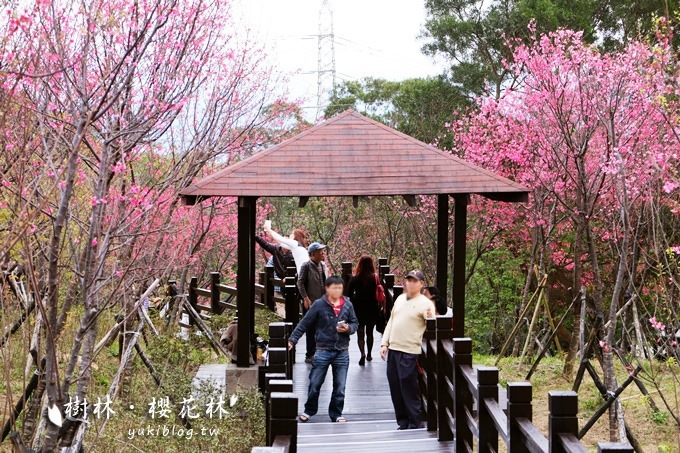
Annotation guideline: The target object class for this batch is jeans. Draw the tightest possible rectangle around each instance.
[304,349,349,421]
[386,349,422,428]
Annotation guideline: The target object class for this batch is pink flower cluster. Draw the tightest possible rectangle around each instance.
[649,317,666,332]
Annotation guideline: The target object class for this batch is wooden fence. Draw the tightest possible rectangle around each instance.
[253,322,298,453]
[418,316,634,452]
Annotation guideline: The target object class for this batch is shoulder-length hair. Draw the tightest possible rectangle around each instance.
[354,255,375,280]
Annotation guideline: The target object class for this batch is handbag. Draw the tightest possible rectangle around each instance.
[375,274,388,333]
[375,274,386,305]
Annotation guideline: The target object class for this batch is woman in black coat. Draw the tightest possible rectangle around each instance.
[346,255,381,366]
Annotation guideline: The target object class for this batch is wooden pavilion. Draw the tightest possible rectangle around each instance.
[180,109,529,367]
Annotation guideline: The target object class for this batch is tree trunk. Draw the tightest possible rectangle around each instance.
[564,220,585,376]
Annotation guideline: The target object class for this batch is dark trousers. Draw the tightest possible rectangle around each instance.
[301,303,316,358]
[386,349,422,429]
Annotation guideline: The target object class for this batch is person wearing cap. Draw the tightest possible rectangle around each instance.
[380,269,435,430]
[296,242,328,363]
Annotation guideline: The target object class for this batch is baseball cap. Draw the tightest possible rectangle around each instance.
[308,242,327,253]
[405,269,426,282]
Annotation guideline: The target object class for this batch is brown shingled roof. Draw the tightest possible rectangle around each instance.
[179,109,529,203]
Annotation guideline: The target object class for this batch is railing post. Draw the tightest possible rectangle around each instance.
[507,382,532,453]
[453,338,473,451]
[379,263,390,281]
[268,322,294,373]
[265,379,294,445]
[548,391,579,453]
[210,272,221,314]
[378,257,388,267]
[284,322,295,365]
[341,262,353,288]
[384,274,394,291]
[262,372,287,442]
[284,275,299,326]
[393,285,403,299]
[268,392,298,453]
[268,347,290,380]
[597,442,634,453]
[264,265,275,311]
[188,277,198,325]
[478,367,499,452]
[421,318,436,432]
[436,317,454,441]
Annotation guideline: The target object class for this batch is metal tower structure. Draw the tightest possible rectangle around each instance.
[316,0,336,120]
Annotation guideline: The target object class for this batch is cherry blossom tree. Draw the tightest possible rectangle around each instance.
[453,27,680,440]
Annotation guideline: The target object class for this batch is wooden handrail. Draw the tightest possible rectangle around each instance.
[414,323,634,452]
[517,417,549,452]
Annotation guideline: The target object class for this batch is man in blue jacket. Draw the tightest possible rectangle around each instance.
[288,275,358,423]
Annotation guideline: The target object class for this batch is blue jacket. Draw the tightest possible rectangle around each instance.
[289,295,358,351]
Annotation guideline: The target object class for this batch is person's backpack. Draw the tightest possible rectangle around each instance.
[375,274,386,305]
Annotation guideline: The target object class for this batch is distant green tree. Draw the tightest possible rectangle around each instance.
[421,0,598,98]
[325,76,467,149]
[595,0,680,50]
[421,0,680,99]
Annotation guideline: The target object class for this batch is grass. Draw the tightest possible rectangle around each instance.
[0,302,279,453]
[3,298,677,452]
[476,352,680,452]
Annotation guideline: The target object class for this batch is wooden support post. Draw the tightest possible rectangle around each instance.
[453,338,473,450]
[437,194,449,309]
[237,196,257,367]
[478,367,500,452]
[268,393,298,453]
[393,285,403,299]
[549,391,579,453]
[452,195,467,337]
[507,382,532,453]
[264,265,275,311]
[210,272,221,313]
[436,317,454,441]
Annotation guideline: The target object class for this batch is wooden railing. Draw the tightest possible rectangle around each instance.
[253,322,298,453]
[418,317,635,452]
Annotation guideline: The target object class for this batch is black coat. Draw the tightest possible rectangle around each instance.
[346,275,381,325]
[255,235,295,278]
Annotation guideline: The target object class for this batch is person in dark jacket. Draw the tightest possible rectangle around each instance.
[255,231,299,279]
[296,242,328,362]
[345,255,381,366]
[288,276,358,423]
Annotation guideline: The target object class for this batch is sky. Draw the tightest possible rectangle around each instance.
[232,0,448,119]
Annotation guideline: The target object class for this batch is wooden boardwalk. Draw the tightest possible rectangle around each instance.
[292,332,455,452]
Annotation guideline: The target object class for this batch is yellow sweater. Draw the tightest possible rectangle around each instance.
[381,293,435,355]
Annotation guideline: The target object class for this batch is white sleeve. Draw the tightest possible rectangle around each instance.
[268,229,298,250]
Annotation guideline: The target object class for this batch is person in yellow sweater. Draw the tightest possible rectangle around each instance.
[380,270,435,430]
